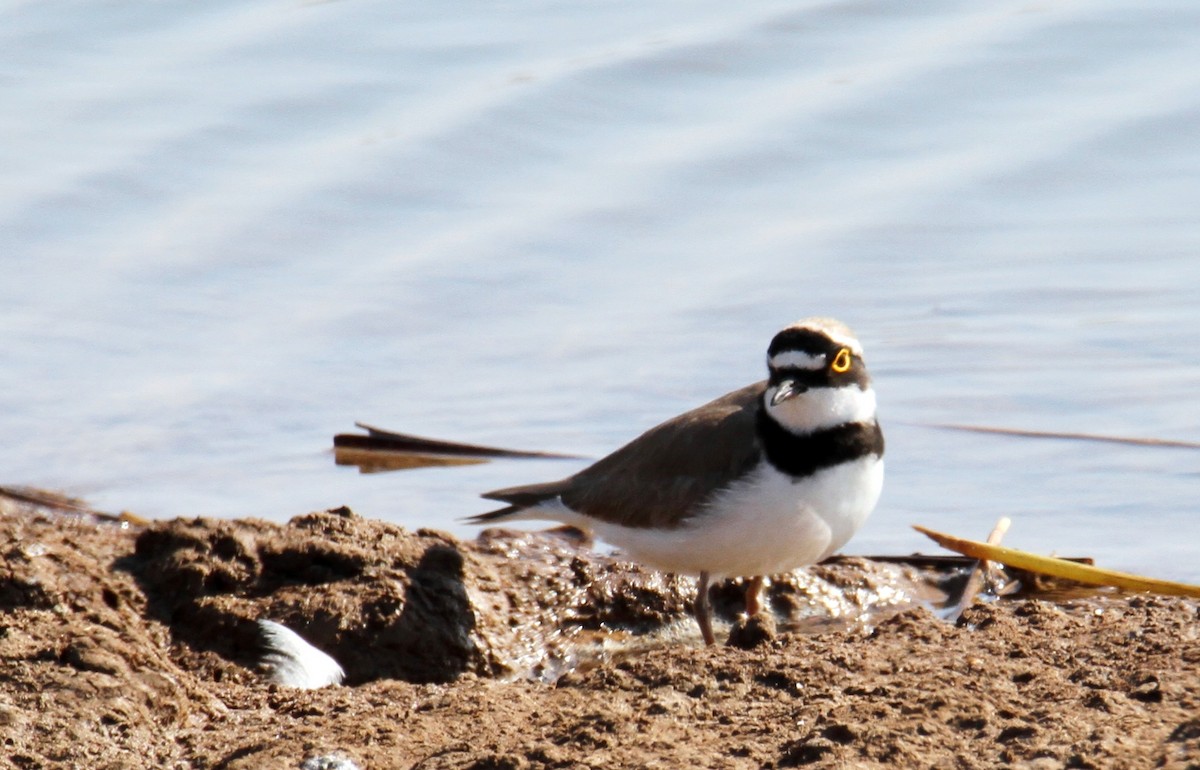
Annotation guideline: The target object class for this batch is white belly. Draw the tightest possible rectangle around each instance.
[579,456,884,578]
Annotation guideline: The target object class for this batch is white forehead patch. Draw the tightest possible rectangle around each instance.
[768,350,826,370]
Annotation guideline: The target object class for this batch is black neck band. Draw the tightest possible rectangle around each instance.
[756,408,884,478]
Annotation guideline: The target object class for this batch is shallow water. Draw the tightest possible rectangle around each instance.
[3,0,1199,580]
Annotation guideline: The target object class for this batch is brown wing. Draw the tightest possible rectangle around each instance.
[557,381,766,530]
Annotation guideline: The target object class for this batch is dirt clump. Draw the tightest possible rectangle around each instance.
[1,494,1197,769]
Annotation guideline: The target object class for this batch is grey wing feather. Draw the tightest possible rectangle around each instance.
[560,382,765,530]
[472,382,765,530]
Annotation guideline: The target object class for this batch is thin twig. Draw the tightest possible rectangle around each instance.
[927,423,1200,450]
[956,516,1012,610]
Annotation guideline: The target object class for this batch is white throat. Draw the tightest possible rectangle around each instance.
[764,384,877,434]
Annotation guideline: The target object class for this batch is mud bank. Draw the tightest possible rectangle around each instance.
[1,494,1197,768]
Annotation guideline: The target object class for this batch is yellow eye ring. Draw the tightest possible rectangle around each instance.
[831,348,852,373]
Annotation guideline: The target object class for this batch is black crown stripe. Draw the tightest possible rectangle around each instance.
[767,327,843,358]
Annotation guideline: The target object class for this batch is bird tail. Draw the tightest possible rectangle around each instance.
[465,481,569,525]
[464,504,525,525]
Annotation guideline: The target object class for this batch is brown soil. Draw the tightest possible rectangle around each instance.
[1,492,1197,769]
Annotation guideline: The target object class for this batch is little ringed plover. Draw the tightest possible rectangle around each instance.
[470,317,884,645]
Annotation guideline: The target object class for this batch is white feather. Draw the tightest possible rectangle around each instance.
[768,350,826,370]
[258,620,344,689]
[765,383,876,434]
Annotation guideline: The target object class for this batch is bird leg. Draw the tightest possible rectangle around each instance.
[694,571,716,646]
[744,575,765,617]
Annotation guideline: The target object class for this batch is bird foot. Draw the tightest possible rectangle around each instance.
[695,571,716,646]
[743,575,766,617]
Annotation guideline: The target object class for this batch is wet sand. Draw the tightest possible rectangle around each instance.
[1,494,1197,769]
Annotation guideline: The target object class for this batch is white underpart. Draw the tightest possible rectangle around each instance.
[765,383,877,433]
[768,350,826,370]
[523,456,883,577]
[258,620,345,689]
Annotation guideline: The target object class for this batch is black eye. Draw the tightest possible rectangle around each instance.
[830,348,852,373]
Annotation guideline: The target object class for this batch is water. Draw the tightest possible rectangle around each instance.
[3,0,1199,581]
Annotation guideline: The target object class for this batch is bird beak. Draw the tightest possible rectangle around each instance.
[770,379,806,406]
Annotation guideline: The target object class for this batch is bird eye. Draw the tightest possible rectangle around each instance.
[831,348,852,373]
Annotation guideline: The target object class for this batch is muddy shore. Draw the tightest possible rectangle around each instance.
[1,492,1197,769]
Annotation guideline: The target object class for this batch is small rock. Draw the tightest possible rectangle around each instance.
[300,752,360,770]
[726,613,777,649]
